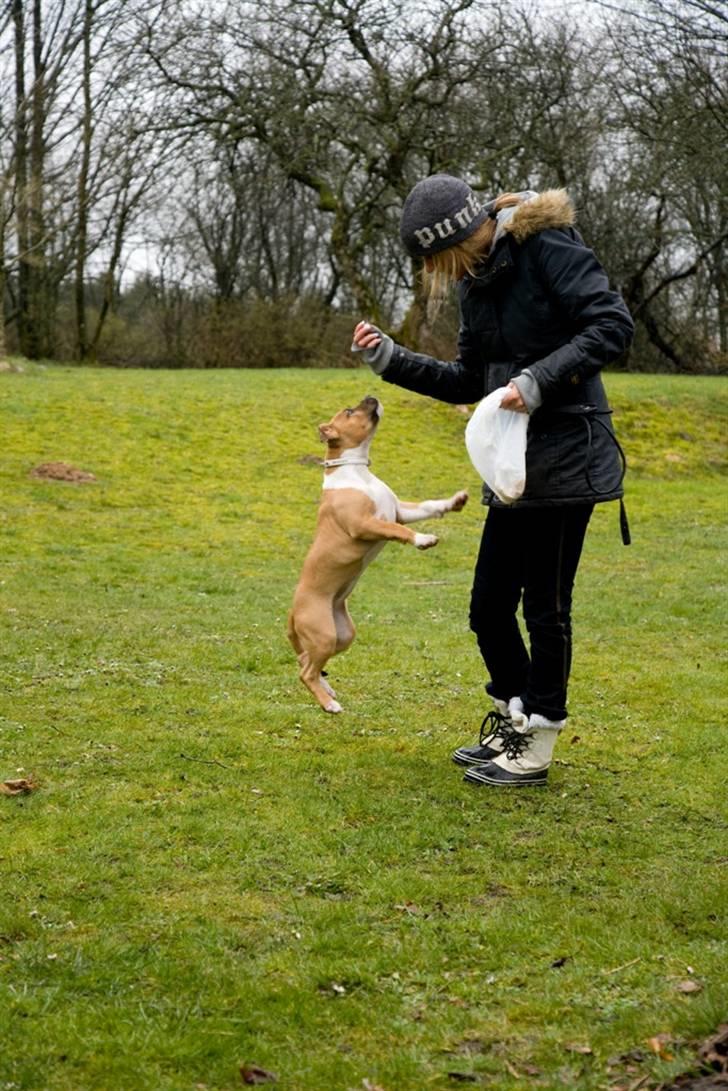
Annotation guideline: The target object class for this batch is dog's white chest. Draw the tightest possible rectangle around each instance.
[322,465,398,520]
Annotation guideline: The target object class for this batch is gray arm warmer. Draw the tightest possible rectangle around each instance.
[350,325,394,374]
[511,369,543,412]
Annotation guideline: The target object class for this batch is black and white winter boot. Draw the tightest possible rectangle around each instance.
[452,697,523,768]
[463,711,565,787]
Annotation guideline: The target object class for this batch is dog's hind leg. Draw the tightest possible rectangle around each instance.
[299,650,337,700]
[289,615,337,701]
[292,607,343,713]
[300,650,342,713]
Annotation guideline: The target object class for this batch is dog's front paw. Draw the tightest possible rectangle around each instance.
[415,533,439,550]
[449,490,469,511]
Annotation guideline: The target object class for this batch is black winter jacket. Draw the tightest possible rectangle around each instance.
[380,190,634,508]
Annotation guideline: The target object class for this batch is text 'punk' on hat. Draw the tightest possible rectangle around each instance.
[400,174,488,258]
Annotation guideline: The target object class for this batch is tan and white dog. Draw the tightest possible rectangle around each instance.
[287,395,468,713]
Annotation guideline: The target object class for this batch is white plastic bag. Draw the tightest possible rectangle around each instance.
[465,386,528,504]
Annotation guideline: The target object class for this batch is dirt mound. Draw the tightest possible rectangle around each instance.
[30,461,96,483]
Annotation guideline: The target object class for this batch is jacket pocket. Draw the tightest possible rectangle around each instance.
[524,428,560,495]
[555,417,590,482]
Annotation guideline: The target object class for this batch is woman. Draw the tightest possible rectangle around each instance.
[352,175,633,788]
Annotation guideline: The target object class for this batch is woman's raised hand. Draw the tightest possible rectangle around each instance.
[352,321,383,350]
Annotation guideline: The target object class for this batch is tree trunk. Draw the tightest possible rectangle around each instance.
[0,270,7,363]
[13,0,30,356]
[0,177,7,363]
[26,0,51,359]
[75,0,93,360]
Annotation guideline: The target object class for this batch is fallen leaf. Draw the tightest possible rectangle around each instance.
[362,1080,387,1091]
[676,979,703,994]
[239,1063,277,1085]
[648,1034,674,1060]
[564,1043,593,1055]
[1,778,36,796]
[393,902,420,915]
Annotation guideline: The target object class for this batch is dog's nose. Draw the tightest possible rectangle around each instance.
[361,396,382,420]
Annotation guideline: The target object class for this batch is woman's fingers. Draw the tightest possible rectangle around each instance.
[353,321,382,348]
[500,383,527,412]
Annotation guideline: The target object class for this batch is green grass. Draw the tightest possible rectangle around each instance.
[1,363,726,1091]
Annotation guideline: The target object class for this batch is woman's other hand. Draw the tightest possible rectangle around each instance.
[500,382,527,412]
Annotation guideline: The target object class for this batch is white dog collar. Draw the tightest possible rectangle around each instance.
[322,457,371,468]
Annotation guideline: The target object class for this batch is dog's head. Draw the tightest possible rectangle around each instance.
[318,396,382,449]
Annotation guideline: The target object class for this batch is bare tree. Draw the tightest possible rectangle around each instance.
[587,0,728,367]
[144,0,510,325]
[0,0,175,359]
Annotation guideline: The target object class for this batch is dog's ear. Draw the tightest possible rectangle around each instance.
[318,422,340,442]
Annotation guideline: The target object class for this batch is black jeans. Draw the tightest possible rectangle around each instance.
[469,504,594,722]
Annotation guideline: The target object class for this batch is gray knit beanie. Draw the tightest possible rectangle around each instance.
[400,174,488,258]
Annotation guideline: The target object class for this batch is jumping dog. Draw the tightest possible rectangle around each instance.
[287,395,468,712]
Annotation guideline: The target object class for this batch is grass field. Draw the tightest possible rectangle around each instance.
[1,363,726,1091]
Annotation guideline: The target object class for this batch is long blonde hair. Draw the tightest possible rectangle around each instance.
[422,192,523,302]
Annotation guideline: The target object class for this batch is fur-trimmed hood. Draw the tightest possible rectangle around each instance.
[498,189,576,244]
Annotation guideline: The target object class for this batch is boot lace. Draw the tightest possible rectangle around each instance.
[479,710,515,747]
[503,730,534,761]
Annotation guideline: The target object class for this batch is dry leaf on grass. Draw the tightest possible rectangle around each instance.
[1,778,37,796]
[239,1063,277,1085]
[648,1034,675,1060]
[676,979,703,994]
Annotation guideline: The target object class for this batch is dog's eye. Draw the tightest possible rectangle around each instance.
[345,408,353,416]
